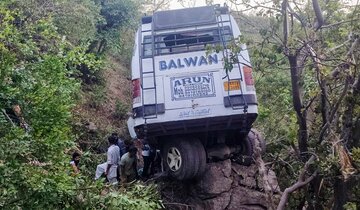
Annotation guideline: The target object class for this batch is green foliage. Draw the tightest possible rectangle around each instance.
[213,0,360,208]
[108,28,137,65]
[0,1,163,209]
[114,99,129,120]
[98,0,140,29]
[236,0,360,208]
[344,202,357,210]
[0,3,81,208]
[66,45,104,85]
[69,182,163,210]
[94,0,140,62]
[79,151,107,177]
[53,0,102,44]
[87,84,107,108]
[352,147,360,166]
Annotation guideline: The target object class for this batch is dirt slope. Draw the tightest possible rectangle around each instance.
[73,56,132,151]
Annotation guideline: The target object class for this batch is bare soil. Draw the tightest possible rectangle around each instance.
[73,55,132,136]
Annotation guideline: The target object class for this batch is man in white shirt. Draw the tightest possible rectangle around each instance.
[95,135,120,184]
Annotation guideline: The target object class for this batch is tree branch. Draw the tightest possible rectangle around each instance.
[1,109,15,127]
[321,18,360,29]
[287,3,306,27]
[288,54,308,154]
[307,44,330,132]
[277,156,317,210]
[282,0,289,48]
[228,0,282,12]
[330,79,349,123]
[312,0,324,29]
[252,130,278,209]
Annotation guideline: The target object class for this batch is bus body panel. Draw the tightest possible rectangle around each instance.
[130,6,258,137]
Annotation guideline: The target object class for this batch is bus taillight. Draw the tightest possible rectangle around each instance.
[243,66,254,85]
[132,79,141,103]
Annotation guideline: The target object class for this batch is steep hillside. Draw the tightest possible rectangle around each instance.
[2,1,359,209]
[73,56,133,152]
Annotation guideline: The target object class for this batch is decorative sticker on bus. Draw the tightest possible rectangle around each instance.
[170,73,216,101]
[178,108,211,118]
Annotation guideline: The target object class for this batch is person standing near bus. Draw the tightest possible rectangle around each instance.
[95,135,120,184]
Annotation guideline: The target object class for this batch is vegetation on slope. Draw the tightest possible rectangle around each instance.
[0,0,162,209]
[232,0,360,208]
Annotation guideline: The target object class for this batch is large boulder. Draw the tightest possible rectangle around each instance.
[227,187,268,210]
[194,159,233,198]
[160,160,281,210]
[203,192,231,210]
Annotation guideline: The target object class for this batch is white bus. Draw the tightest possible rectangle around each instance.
[128,5,260,180]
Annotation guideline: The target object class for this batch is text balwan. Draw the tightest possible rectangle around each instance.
[159,54,218,71]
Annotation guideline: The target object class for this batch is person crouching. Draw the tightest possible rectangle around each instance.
[119,146,138,185]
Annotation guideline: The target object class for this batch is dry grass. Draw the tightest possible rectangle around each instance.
[73,55,132,137]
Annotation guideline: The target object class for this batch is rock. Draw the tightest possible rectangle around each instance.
[86,122,97,133]
[232,164,258,177]
[160,160,281,210]
[203,192,231,210]
[258,169,281,193]
[194,159,232,198]
[227,186,268,210]
[232,164,258,189]
[229,205,265,210]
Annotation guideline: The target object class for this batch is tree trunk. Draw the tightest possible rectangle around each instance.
[288,55,308,154]
[320,79,329,127]
[352,117,360,147]
[333,178,347,210]
[312,175,324,210]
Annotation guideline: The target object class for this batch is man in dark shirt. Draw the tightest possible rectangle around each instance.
[112,132,127,158]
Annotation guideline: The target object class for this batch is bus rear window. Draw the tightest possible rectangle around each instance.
[142,26,232,57]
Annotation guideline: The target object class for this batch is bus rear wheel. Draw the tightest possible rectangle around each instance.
[233,128,266,166]
[163,138,206,180]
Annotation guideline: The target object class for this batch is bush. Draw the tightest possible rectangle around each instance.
[88,85,107,109]
[72,183,164,210]
[114,100,129,120]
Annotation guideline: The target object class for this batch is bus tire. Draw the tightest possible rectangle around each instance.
[191,138,207,178]
[162,138,198,180]
[239,135,254,166]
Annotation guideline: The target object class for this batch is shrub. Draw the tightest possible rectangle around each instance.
[114,100,129,120]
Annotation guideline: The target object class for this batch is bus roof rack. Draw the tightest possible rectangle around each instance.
[141,5,230,27]
[215,5,229,14]
[152,6,217,31]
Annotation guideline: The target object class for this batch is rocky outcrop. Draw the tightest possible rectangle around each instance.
[160,160,281,210]
[194,160,233,198]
